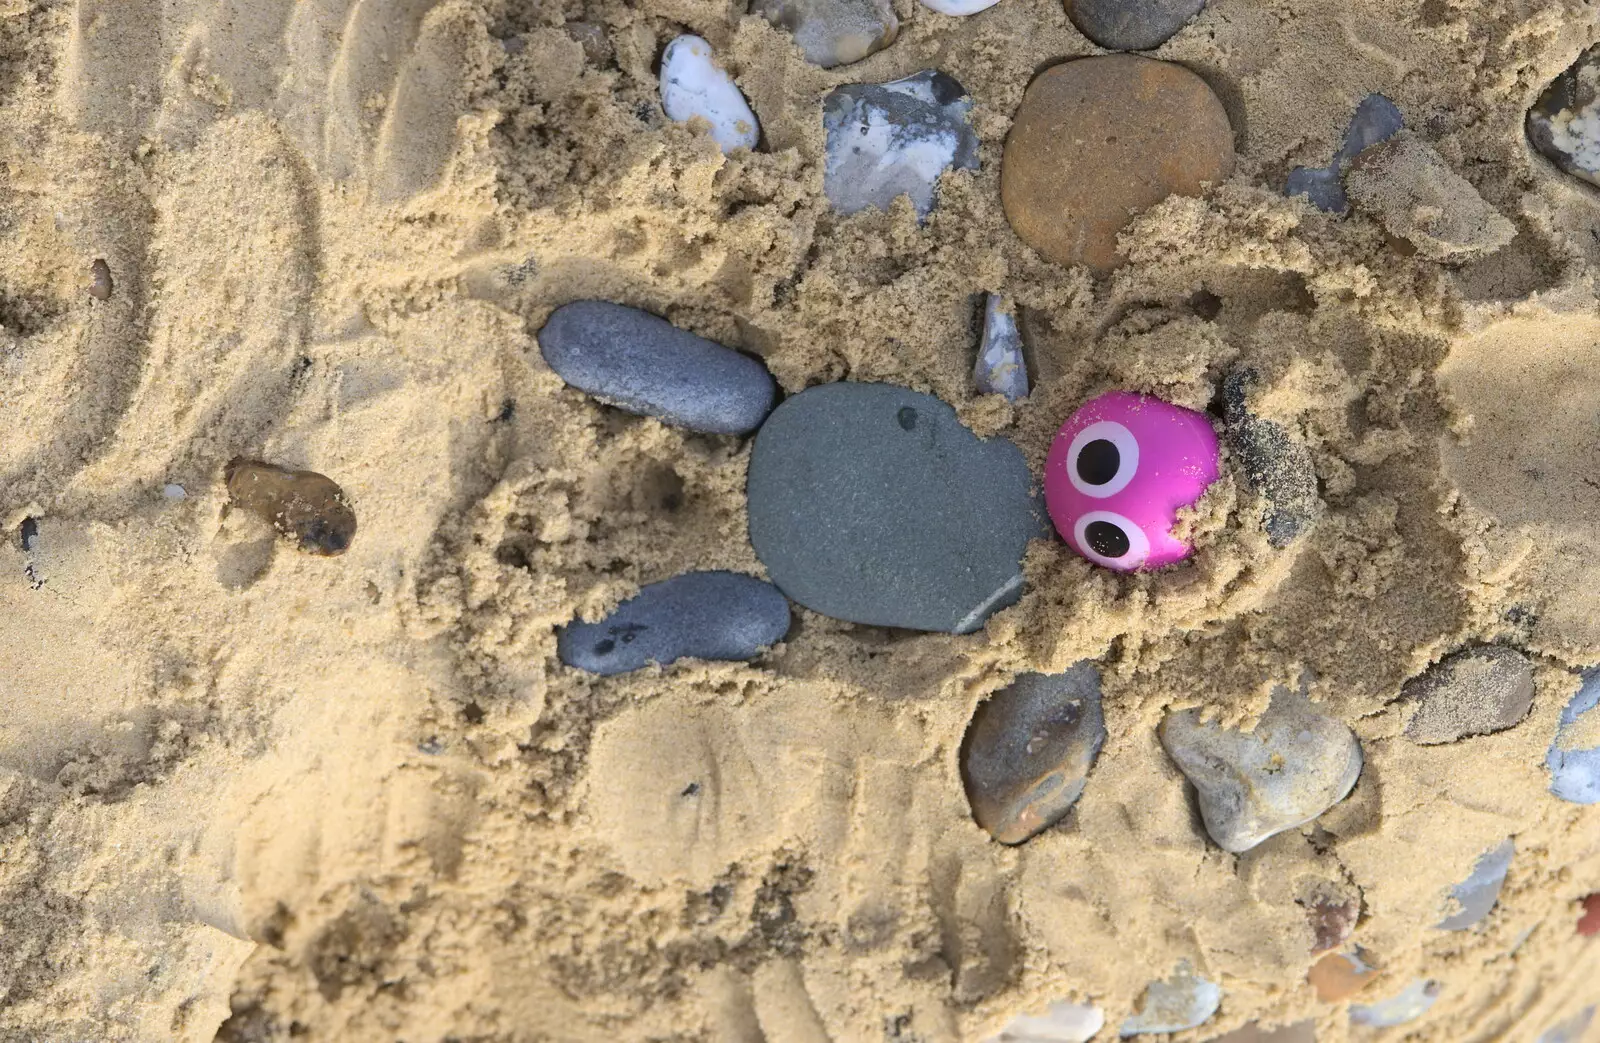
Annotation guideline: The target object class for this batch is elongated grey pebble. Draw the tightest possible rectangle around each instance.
[1222,368,1320,547]
[1350,979,1440,1028]
[1287,93,1403,214]
[1438,838,1514,930]
[1120,965,1221,1037]
[751,0,896,68]
[538,301,776,435]
[1549,669,1600,804]
[1402,645,1534,745]
[962,663,1106,844]
[824,70,979,219]
[1065,0,1205,51]
[660,35,759,153]
[975,295,1029,402]
[557,571,790,676]
[1160,686,1363,853]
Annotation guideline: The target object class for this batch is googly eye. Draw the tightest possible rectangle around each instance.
[1072,510,1150,571]
[1066,421,1140,498]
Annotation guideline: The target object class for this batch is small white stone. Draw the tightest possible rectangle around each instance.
[919,0,1002,13]
[660,35,759,154]
[1350,979,1441,1028]
[975,294,1028,402]
[985,1001,1104,1043]
[163,484,187,500]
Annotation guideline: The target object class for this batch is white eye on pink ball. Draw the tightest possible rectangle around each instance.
[1044,391,1221,572]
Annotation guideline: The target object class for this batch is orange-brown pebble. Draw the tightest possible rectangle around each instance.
[226,459,357,557]
[1580,893,1600,937]
[1000,55,1235,272]
[1308,951,1379,1003]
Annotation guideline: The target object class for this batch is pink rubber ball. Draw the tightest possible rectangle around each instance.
[1044,391,1221,572]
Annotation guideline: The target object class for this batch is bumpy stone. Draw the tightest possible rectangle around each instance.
[975,295,1028,402]
[1438,838,1514,931]
[1119,965,1221,1037]
[751,0,896,68]
[747,382,1046,633]
[962,663,1107,844]
[1350,979,1441,1028]
[556,571,791,676]
[984,1001,1104,1043]
[660,35,760,153]
[1548,670,1600,804]
[1222,368,1321,547]
[1528,45,1600,188]
[1286,93,1404,214]
[1064,0,1205,51]
[1160,686,1363,853]
[1345,132,1517,261]
[1402,645,1535,745]
[823,71,979,219]
[538,301,776,435]
[1002,56,1235,272]
[226,460,357,556]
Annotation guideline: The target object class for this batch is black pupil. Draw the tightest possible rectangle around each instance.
[1085,520,1130,559]
[1077,439,1121,485]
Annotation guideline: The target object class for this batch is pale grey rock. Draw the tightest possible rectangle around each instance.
[751,0,896,68]
[1549,669,1600,804]
[1350,979,1441,1029]
[823,70,980,219]
[1119,965,1221,1037]
[975,295,1028,402]
[1287,94,1404,214]
[1402,645,1534,745]
[1537,1006,1596,1043]
[1438,838,1514,931]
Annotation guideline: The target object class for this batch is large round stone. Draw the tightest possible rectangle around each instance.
[1001,55,1235,272]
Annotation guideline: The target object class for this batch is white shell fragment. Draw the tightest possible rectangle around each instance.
[985,1001,1105,1043]
[660,35,760,154]
[919,0,1002,14]
[975,294,1029,402]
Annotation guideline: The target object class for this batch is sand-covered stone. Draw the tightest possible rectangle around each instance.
[961,663,1106,844]
[1549,670,1600,804]
[1287,93,1404,213]
[1438,838,1514,931]
[1119,965,1221,1037]
[751,0,896,68]
[660,35,759,153]
[1001,55,1234,271]
[1064,0,1205,51]
[1345,132,1516,261]
[1401,645,1534,745]
[225,460,356,556]
[823,71,979,219]
[1222,368,1321,547]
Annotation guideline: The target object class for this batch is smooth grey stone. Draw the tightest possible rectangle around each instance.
[1528,45,1600,188]
[1286,93,1404,213]
[1119,965,1221,1037]
[1549,669,1600,804]
[751,0,896,68]
[1401,645,1534,745]
[556,571,790,676]
[1438,838,1514,931]
[975,295,1028,402]
[1160,686,1363,853]
[823,71,980,219]
[962,663,1107,844]
[1222,369,1321,547]
[538,301,776,435]
[1066,0,1205,51]
[1350,979,1440,1028]
[1537,1006,1596,1043]
[747,382,1046,634]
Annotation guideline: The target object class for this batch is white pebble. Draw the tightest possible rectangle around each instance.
[660,35,759,154]
[919,0,1002,12]
[163,484,187,500]
[985,1001,1104,1042]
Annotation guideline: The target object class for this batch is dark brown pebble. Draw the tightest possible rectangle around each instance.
[226,459,357,556]
[89,259,113,301]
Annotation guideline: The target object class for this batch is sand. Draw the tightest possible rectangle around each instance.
[2,0,1599,1040]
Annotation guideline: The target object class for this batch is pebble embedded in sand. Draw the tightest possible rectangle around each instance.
[1437,838,1514,931]
[1206,1021,1316,1043]
[919,0,1002,15]
[985,1000,1105,1042]
[750,0,896,68]
[225,460,357,556]
[1001,55,1235,271]
[1308,951,1379,1003]
[538,300,777,435]
[1119,964,1221,1037]
[1064,0,1205,51]
[1350,979,1441,1028]
[556,571,791,676]
[1528,46,1600,189]
[1580,893,1600,936]
[1306,893,1361,954]
[88,258,114,300]
[961,662,1107,844]
[746,382,1045,634]
[1345,132,1517,261]
[1548,670,1600,804]
[975,295,1028,402]
[823,70,980,219]
[660,35,760,153]
[1286,93,1404,214]
[1222,369,1321,547]
[1401,645,1534,745]
[1538,1007,1597,1043]
[1159,686,1363,853]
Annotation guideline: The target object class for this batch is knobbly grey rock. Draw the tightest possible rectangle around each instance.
[1438,838,1514,931]
[1537,1006,1596,1043]
[751,0,896,68]
[538,301,776,435]
[557,571,790,676]
[1345,131,1517,261]
[975,295,1028,402]
[1160,686,1363,853]
[1287,94,1404,213]
[985,1001,1105,1043]
[1402,645,1535,745]
[1120,965,1221,1037]
[1065,0,1205,51]
[1350,979,1440,1028]
[1528,45,1600,189]
[747,381,1046,633]
[823,70,980,219]
[660,35,760,153]
[962,662,1107,844]
[1549,669,1600,804]
[1222,369,1321,547]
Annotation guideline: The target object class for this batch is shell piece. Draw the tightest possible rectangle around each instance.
[225,460,357,556]
[975,295,1028,402]
[1350,979,1441,1028]
[660,35,760,153]
[1548,669,1600,804]
[1437,838,1514,931]
[919,0,1002,14]
[1119,964,1221,1037]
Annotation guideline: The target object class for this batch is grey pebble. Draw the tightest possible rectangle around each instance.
[961,662,1107,844]
[557,571,791,676]
[751,0,896,68]
[538,301,776,435]
[975,295,1029,402]
[1286,93,1404,214]
[1065,0,1205,51]
[1120,964,1221,1037]
[1537,1006,1596,1043]
[1350,979,1441,1028]
[1160,685,1363,853]
[747,381,1046,634]
[1221,369,1321,547]
[1528,45,1600,188]
[823,70,980,219]
[1548,669,1600,804]
[1401,645,1534,745]
[1438,838,1514,931]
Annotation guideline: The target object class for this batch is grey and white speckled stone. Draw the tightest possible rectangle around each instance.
[1222,368,1321,547]
[1549,669,1600,804]
[975,295,1029,402]
[557,571,791,676]
[962,663,1107,844]
[823,71,980,219]
[1529,46,1600,189]
[1160,686,1363,853]
[1065,0,1205,51]
[1402,645,1535,745]
[1287,93,1404,213]
[1438,838,1514,931]
[751,0,896,68]
[747,382,1046,634]
[1119,965,1221,1037]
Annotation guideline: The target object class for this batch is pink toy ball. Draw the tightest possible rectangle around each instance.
[1044,391,1221,572]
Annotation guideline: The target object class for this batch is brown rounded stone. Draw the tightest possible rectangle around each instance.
[1000,55,1235,272]
[1308,951,1379,1003]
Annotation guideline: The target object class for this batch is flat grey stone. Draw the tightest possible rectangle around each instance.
[823,70,980,219]
[975,295,1028,402]
[1287,93,1404,213]
[1066,0,1205,51]
[1222,369,1321,547]
[1119,964,1221,1037]
[557,571,791,676]
[747,382,1046,634]
[751,0,896,68]
[962,663,1107,844]
[538,301,776,435]
[1438,838,1514,931]
[1350,979,1440,1028]
[1160,686,1363,853]
[1528,45,1600,189]
[1402,645,1534,745]
[1549,669,1600,804]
